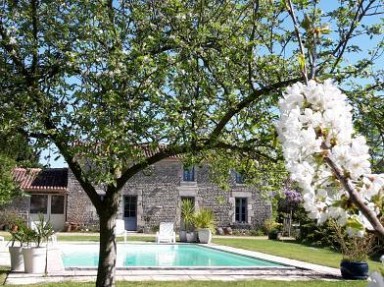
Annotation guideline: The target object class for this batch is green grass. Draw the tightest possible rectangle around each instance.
[0,266,9,285]
[24,280,367,287]
[212,237,382,270]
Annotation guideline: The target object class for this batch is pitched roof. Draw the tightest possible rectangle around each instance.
[73,141,183,159]
[140,144,182,159]
[13,168,68,193]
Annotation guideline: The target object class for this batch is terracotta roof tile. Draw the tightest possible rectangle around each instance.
[140,144,182,159]
[74,141,182,159]
[13,168,68,193]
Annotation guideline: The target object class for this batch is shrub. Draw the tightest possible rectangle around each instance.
[0,210,25,231]
[330,220,377,262]
[194,208,215,231]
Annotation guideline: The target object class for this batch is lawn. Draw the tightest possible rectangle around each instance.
[212,237,382,271]
[0,266,8,285]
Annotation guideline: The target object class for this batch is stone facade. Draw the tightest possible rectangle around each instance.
[67,158,272,232]
[66,170,99,228]
[4,160,271,232]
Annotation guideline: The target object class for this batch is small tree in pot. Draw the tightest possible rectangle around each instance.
[8,220,28,272]
[22,214,55,274]
[180,199,196,242]
[331,219,376,280]
[194,208,215,244]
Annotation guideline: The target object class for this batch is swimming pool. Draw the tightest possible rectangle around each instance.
[60,244,287,268]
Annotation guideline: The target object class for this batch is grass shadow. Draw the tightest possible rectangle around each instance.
[0,266,10,285]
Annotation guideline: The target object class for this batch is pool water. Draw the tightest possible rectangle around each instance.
[61,244,285,268]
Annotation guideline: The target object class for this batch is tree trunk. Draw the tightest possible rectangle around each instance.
[96,212,117,287]
[96,188,121,287]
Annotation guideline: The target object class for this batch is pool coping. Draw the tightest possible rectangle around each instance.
[4,242,342,285]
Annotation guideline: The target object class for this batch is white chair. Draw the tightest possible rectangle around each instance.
[115,219,128,242]
[0,236,5,249]
[156,222,176,243]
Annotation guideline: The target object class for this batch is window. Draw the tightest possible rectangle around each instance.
[235,197,247,223]
[235,172,245,184]
[51,195,65,214]
[30,195,48,214]
[124,196,137,217]
[183,166,195,182]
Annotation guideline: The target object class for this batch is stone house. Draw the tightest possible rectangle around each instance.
[9,168,68,231]
[6,158,272,232]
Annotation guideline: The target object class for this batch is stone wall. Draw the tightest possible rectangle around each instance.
[120,160,182,231]
[67,159,272,231]
[66,169,98,229]
[0,196,30,227]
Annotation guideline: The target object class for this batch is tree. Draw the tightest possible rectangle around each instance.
[0,154,23,206]
[0,132,40,166]
[1,1,383,286]
[0,109,40,206]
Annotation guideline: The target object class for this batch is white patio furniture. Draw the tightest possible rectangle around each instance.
[0,236,5,249]
[115,219,128,242]
[156,222,176,243]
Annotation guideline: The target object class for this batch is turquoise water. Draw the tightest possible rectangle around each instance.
[61,244,285,268]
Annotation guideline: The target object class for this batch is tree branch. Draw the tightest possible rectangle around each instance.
[214,142,279,162]
[324,155,384,239]
[116,145,197,190]
[43,119,103,210]
[206,78,300,146]
[286,0,308,83]
[0,22,31,81]
[330,0,377,74]
[31,0,38,75]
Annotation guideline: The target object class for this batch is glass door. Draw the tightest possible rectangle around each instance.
[29,194,66,231]
[124,195,137,231]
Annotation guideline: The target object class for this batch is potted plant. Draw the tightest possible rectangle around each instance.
[331,220,374,280]
[264,218,282,240]
[194,208,215,244]
[180,199,196,242]
[22,215,55,274]
[8,220,28,272]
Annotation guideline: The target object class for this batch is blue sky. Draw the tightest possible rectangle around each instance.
[38,2,383,168]
[39,144,67,168]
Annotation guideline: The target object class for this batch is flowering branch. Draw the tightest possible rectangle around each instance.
[324,155,384,237]
[276,80,384,238]
[285,0,308,83]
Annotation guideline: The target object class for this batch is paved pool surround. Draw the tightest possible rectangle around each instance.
[3,242,341,285]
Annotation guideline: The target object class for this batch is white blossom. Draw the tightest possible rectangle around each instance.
[9,36,17,45]
[276,80,384,233]
[346,227,364,238]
